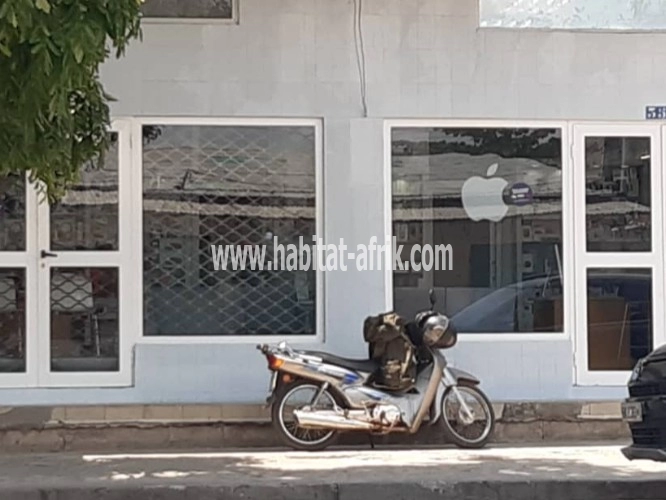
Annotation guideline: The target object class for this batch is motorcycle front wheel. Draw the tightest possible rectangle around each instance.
[272,380,341,451]
[440,381,495,449]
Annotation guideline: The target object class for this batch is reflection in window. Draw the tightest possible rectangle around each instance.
[51,133,119,251]
[585,137,651,253]
[0,269,25,373]
[480,0,666,30]
[142,124,317,336]
[50,267,119,372]
[586,268,652,371]
[142,0,233,19]
[0,175,26,252]
[391,127,563,333]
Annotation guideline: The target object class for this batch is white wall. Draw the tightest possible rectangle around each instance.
[3,0,664,405]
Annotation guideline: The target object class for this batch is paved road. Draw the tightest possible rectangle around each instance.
[2,443,666,499]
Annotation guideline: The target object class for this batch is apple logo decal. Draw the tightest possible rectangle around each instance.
[461,163,509,222]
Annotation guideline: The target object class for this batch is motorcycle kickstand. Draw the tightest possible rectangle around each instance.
[368,434,375,450]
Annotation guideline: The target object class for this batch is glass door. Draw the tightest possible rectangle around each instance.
[0,174,38,387]
[36,120,134,387]
[573,124,666,386]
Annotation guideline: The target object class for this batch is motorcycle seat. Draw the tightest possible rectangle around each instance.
[301,351,379,374]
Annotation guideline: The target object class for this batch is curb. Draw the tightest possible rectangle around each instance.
[4,480,666,500]
[0,418,630,453]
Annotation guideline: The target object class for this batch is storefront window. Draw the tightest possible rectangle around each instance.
[142,123,318,336]
[391,127,564,334]
[480,0,666,30]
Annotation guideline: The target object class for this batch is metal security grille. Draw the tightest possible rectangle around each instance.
[142,125,317,336]
[0,175,25,252]
[50,267,119,372]
[0,269,25,373]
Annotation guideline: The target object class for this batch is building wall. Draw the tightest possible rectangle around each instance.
[1,0,663,405]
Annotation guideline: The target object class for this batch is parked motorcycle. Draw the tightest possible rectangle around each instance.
[257,290,495,451]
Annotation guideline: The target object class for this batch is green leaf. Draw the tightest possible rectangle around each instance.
[73,46,83,63]
[0,0,142,200]
[35,0,51,14]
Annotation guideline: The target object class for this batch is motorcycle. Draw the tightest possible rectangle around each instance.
[257,289,495,451]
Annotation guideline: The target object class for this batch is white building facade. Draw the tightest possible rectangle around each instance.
[1,0,665,405]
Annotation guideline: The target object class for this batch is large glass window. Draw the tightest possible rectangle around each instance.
[480,0,666,30]
[391,127,564,334]
[142,124,318,336]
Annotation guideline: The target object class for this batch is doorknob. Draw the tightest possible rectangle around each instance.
[40,250,57,258]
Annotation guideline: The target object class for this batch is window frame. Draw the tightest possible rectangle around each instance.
[141,0,239,25]
[384,119,573,342]
[128,116,324,345]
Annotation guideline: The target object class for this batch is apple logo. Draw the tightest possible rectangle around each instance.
[461,163,509,222]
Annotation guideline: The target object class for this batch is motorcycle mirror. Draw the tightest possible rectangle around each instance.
[428,288,437,308]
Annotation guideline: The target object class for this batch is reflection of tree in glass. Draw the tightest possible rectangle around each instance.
[481,0,666,28]
[0,175,23,216]
[143,126,163,145]
[393,128,561,167]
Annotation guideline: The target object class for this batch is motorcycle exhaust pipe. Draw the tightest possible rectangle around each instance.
[293,409,376,431]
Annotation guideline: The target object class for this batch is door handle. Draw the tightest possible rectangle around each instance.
[40,250,57,258]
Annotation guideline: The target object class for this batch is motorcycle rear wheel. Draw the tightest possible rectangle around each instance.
[272,380,342,451]
[439,381,495,449]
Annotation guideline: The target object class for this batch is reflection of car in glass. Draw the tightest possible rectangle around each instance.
[452,273,652,363]
[622,344,666,462]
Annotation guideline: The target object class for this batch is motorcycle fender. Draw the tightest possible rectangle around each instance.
[429,368,481,426]
[447,367,480,386]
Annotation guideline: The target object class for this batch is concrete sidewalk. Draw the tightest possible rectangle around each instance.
[2,443,666,499]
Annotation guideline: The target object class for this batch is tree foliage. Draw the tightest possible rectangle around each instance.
[0,0,142,201]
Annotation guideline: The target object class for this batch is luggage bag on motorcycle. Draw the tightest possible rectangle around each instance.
[363,312,416,390]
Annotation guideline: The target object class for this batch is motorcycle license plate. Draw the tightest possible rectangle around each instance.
[621,402,643,423]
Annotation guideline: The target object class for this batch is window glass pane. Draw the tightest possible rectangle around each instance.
[0,269,25,373]
[142,125,317,336]
[0,175,25,252]
[51,133,119,251]
[585,137,651,253]
[480,0,666,30]
[142,0,233,18]
[391,127,563,334]
[586,268,652,371]
[50,267,119,372]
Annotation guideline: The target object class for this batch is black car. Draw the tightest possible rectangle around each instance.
[622,344,666,461]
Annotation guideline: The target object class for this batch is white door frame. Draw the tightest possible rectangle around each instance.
[0,120,136,389]
[572,123,666,386]
[36,119,135,387]
[0,179,39,388]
